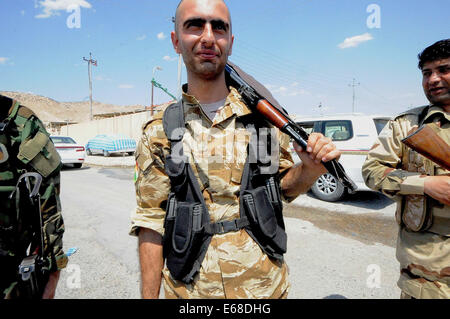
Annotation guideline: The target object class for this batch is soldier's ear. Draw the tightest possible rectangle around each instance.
[228,34,234,56]
[171,31,181,54]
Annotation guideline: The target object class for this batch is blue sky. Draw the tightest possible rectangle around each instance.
[0,0,449,117]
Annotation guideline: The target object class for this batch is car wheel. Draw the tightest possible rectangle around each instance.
[127,151,134,156]
[73,163,82,169]
[103,150,110,157]
[86,149,92,156]
[311,173,346,202]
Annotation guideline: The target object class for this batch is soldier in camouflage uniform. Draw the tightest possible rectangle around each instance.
[362,39,450,299]
[0,94,68,299]
[130,0,341,299]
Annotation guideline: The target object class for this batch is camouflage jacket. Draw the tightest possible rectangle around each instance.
[130,86,294,298]
[0,95,68,294]
[362,105,450,298]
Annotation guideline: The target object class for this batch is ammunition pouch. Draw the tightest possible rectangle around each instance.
[400,194,433,232]
[163,197,211,283]
[162,155,212,283]
[16,254,49,299]
[243,185,286,258]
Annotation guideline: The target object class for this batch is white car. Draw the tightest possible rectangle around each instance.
[50,136,86,168]
[291,113,392,201]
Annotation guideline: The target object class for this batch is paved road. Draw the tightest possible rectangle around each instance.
[55,165,401,299]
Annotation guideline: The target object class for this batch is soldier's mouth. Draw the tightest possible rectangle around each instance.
[430,87,446,95]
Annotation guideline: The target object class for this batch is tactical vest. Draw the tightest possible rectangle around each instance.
[162,101,287,284]
[0,99,61,291]
[396,106,450,235]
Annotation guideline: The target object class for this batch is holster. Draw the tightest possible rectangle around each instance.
[242,173,287,260]
[162,156,211,284]
[399,149,434,232]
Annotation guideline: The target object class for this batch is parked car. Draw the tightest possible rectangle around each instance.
[50,136,85,168]
[291,113,392,201]
[85,134,136,157]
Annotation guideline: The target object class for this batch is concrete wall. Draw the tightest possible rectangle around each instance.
[51,111,153,145]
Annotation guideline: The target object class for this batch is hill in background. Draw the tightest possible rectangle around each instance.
[1,91,147,123]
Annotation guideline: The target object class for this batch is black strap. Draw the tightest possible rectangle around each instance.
[163,101,185,142]
[418,105,431,126]
[204,217,250,235]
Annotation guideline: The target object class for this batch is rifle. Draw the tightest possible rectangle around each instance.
[9,172,49,299]
[402,124,450,171]
[224,62,357,192]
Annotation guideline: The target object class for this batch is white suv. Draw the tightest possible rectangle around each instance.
[291,113,391,201]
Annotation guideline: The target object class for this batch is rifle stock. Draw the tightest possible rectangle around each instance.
[402,124,450,171]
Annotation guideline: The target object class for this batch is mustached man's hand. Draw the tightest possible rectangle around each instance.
[424,175,450,206]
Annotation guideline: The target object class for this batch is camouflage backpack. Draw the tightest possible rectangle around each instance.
[0,97,62,292]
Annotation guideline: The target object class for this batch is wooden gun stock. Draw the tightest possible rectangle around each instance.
[402,124,450,171]
[256,100,289,129]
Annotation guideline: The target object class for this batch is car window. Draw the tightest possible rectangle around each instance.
[373,119,389,134]
[296,121,316,134]
[323,120,353,141]
[51,137,76,144]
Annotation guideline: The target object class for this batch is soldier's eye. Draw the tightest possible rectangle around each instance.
[185,18,205,29]
[438,66,450,74]
[211,20,228,32]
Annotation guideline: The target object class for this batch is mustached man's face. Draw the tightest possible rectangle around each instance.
[171,0,234,81]
[422,58,450,107]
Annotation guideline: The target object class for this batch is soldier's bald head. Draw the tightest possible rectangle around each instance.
[173,0,232,34]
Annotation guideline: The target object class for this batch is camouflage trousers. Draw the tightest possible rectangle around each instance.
[400,291,415,299]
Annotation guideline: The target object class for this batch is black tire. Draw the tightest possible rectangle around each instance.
[127,151,134,156]
[311,173,346,202]
[86,149,92,156]
[73,163,82,169]
[103,150,110,157]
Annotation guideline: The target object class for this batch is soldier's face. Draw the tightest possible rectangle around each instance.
[422,58,450,107]
[171,0,234,81]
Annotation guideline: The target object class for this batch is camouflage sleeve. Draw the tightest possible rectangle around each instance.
[22,115,67,272]
[129,119,171,237]
[362,117,425,199]
[40,167,68,272]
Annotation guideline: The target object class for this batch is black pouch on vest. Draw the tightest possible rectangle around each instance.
[165,201,207,280]
[163,153,211,283]
[242,185,287,257]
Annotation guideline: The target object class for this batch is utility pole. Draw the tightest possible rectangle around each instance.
[83,53,97,121]
[349,78,360,113]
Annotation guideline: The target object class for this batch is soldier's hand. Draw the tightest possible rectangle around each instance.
[42,270,60,299]
[424,176,450,206]
[293,133,340,170]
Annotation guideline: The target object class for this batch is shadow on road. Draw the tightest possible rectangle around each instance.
[323,294,347,299]
[61,165,90,171]
[306,190,394,210]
